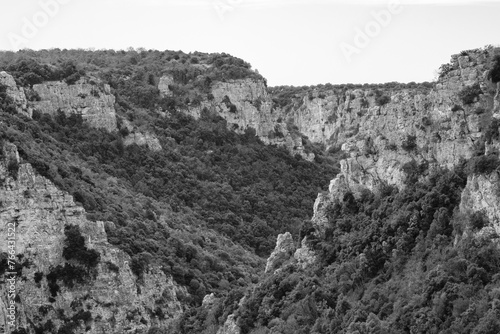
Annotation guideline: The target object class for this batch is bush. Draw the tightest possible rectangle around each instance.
[401,134,417,152]
[466,154,500,175]
[7,159,19,179]
[422,116,432,126]
[374,90,391,106]
[484,118,499,144]
[488,55,500,83]
[458,83,482,105]
[438,63,454,78]
[0,84,17,114]
[34,271,44,283]
[470,212,488,230]
[402,159,427,184]
[47,264,88,291]
[62,225,100,268]
[386,142,398,151]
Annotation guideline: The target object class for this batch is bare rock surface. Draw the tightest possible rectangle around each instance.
[0,144,184,334]
[32,77,117,131]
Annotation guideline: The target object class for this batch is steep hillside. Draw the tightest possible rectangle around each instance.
[0,48,338,334]
[1,45,500,334]
[204,46,500,334]
[0,143,184,333]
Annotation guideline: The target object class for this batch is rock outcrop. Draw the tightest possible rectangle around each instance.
[164,77,314,160]
[0,144,183,334]
[158,75,175,97]
[0,71,32,118]
[31,77,117,131]
[123,132,162,151]
[216,314,240,334]
[264,232,295,273]
[460,172,500,238]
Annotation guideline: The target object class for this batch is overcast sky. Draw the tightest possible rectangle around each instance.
[1,0,500,86]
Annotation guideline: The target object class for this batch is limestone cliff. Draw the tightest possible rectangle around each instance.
[272,46,500,270]
[0,71,32,118]
[161,76,314,160]
[0,143,183,334]
[123,132,162,151]
[297,49,496,193]
[460,172,500,239]
[158,75,175,97]
[264,232,294,274]
[31,77,117,131]
[167,48,498,170]
[216,315,240,334]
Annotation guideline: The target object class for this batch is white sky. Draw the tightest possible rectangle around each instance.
[1,0,500,86]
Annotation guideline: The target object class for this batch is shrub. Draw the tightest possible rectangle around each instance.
[25,89,41,102]
[458,83,482,105]
[402,159,426,184]
[475,107,486,114]
[130,254,149,279]
[484,118,499,144]
[360,98,369,108]
[438,63,454,78]
[401,135,417,152]
[62,225,100,268]
[34,271,44,283]
[422,116,432,126]
[374,90,391,106]
[451,104,463,112]
[0,84,17,114]
[106,261,120,273]
[470,212,488,230]
[488,55,500,83]
[7,159,19,179]
[46,264,88,296]
[327,114,337,123]
[222,95,237,113]
[386,143,398,151]
[466,154,500,175]
[0,253,8,276]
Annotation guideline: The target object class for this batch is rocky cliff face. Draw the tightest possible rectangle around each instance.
[264,232,294,273]
[167,48,498,169]
[0,71,118,132]
[162,76,314,160]
[31,77,117,131]
[0,71,32,118]
[460,172,500,239]
[268,46,500,270]
[123,132,162,151]
[0,144,183,334]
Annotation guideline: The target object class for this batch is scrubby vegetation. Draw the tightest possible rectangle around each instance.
[459,83,483,105]
[194,167,500,334]
[488,55,500,83]
[0,84,17,114]
[269,81,433,112]
[374,89,391,106]
[62,225,100,268]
